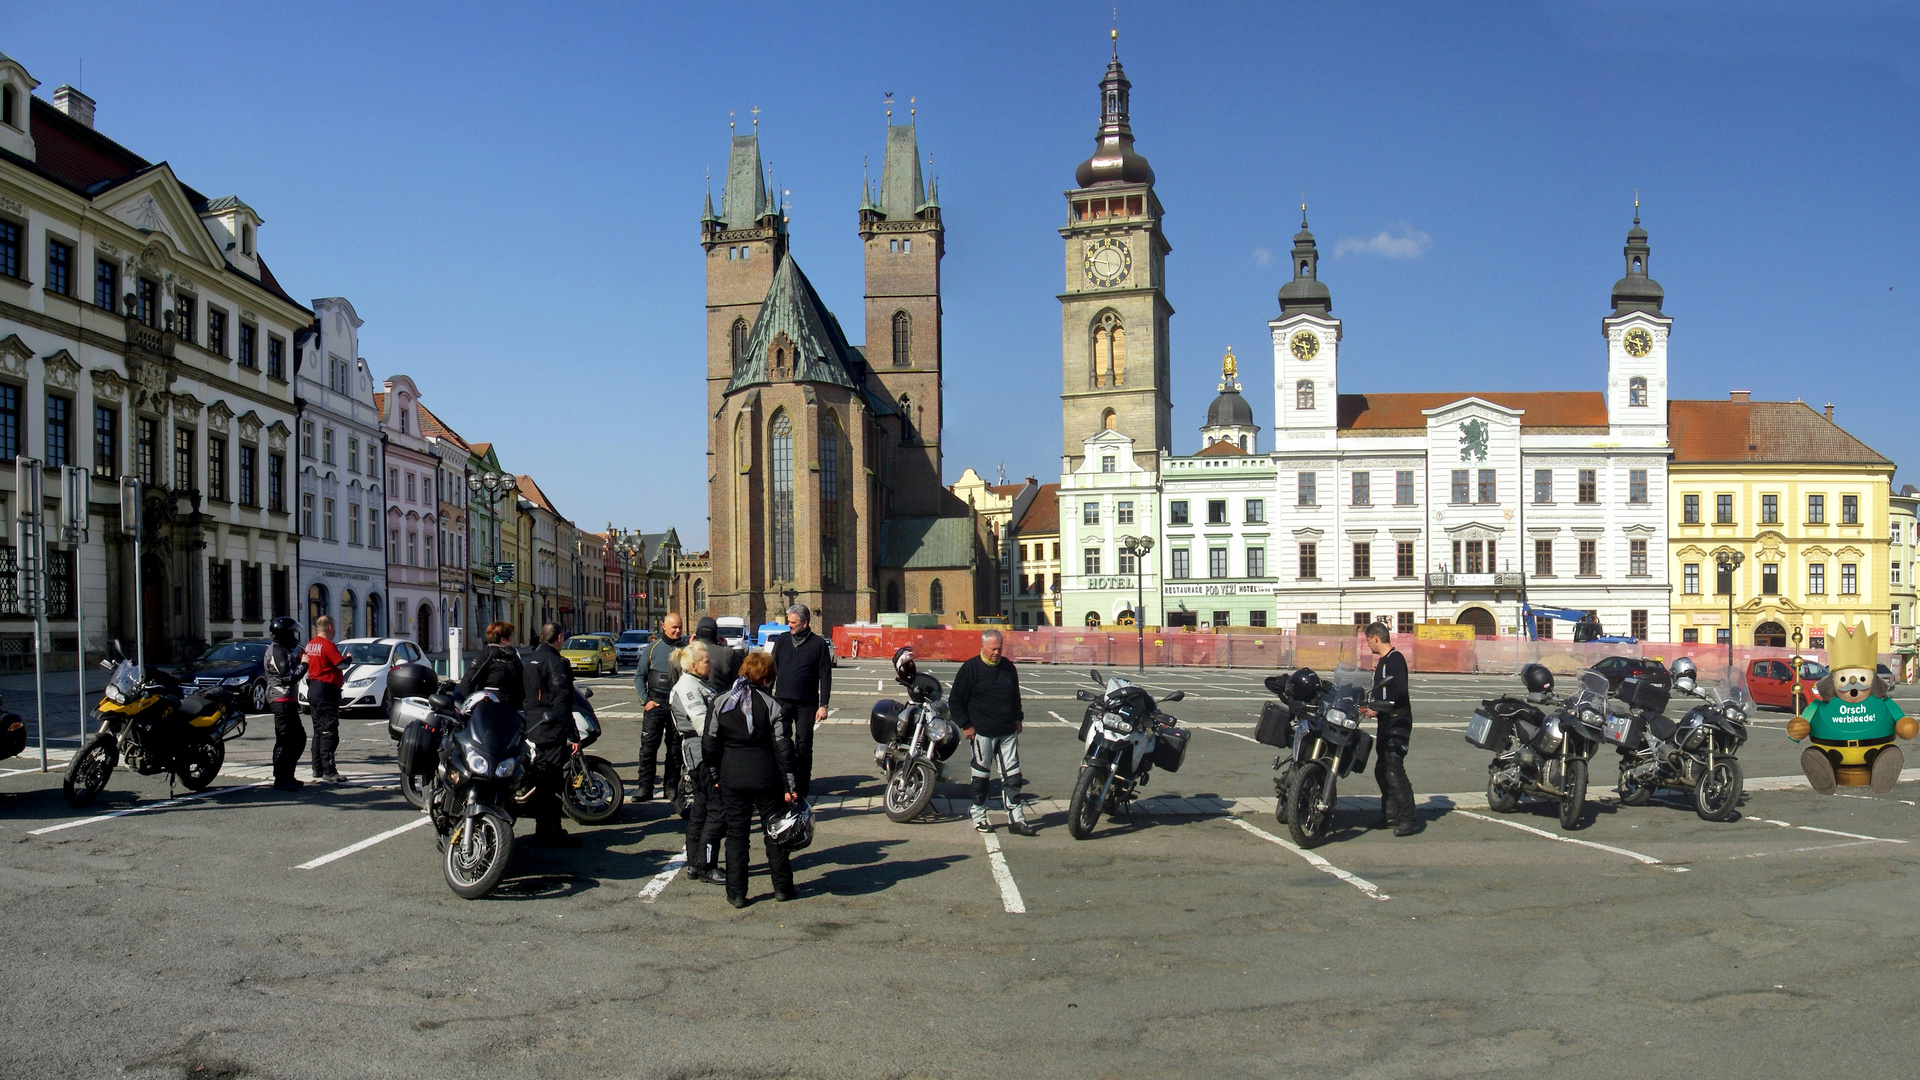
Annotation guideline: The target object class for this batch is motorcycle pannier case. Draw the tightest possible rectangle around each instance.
[1464,708,1512,751]
[1148,725,1190,773]
[397,718,439,776]
[1348,728,1375,775]
[1254,701,1293,748]
[1601,710,1645,748]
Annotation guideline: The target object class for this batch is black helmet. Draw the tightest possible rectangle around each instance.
[270,617,300,648]
[1286,667,1323,702]
[765,800,814,852]
[1521,663,1555,695]
[869,699,903,744]
[892,645,918,686]
[387,662,438,700]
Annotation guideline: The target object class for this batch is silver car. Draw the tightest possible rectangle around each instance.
[614,628,650,669]
[298,637,429,725]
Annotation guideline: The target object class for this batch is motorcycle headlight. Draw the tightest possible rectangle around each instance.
[1327,709,1354,728]
[223,676,252,687]
[1101,714,1132,734]
[493,759,518,778]
[465,749,489,774]
[104,685,126,704]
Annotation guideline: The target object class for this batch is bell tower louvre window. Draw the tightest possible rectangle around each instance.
[892,311,911,366]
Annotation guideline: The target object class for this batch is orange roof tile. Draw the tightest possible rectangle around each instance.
[416,403,471,453]
[1337,391,1607,432]
[515,474,563,518]
[1669,399,1892,466]
[1013,483,1060,535]
[1195,438,1250,456]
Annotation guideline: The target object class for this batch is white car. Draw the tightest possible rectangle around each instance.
[298,637,429,721]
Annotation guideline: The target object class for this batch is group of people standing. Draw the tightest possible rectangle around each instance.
[263,614,347,792]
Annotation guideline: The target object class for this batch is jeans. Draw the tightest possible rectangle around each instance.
[307,681,341,776]
[778,697,818,796]
[270,698,306,782]
[721,784,793,900]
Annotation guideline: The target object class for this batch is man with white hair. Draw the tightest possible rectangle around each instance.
[949,629,1035,835]
[770,603,832,797]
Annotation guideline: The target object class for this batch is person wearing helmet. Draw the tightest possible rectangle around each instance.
[265,617,308,792]
[950,630,1035,836]
[1360,621,1420,836]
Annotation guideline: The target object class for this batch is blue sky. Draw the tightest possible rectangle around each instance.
[10,2,1916,547]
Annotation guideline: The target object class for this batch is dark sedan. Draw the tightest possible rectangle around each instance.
[1587,655,1672,695]
[170,640,274,714]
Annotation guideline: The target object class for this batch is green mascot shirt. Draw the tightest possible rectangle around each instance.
[1800,696,1907,742]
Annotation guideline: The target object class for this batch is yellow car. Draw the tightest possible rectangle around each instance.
[561,635,618,677]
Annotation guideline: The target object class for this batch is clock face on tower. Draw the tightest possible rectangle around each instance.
[1623,327,1653,358]
[1290,329,1320,361]
[1083,237,1132,288]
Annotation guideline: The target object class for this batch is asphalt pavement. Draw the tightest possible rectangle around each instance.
[2,659,1919,1079]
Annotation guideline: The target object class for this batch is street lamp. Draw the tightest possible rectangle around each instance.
[613,536,642,629]
[468,472,515,626]
[1118,534,1154,672]
[1715,549,1745,681]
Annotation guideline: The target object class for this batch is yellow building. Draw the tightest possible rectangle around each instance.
[1669,395,1894,651]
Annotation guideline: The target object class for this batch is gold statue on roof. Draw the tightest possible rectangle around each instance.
[1222,348,1237,379]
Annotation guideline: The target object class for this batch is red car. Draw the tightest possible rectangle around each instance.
[1745,658,1828,711]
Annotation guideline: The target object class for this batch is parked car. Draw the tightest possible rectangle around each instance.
[562,635,618,677]
[714,616,747,648]
[300,637,427,722]
[613,628,650,668]
[1746,657,1829,711]
[1587,655,1672,695]
[171,639,273,714]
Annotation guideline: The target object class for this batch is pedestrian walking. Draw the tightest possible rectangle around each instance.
[703,651,798,907]
[635,613,687,802]
[1360,621,1420,836]
[950,629,1035,835]
[265,617,308,792]
[302,616,348,783]
[669,639,726,885]
[461,621,525,708]
[692,616,743,690]
[769,604,831,798]
[522,621,580,848]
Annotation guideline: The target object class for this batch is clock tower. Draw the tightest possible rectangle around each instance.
[1602,205,1670,441]
[1058,34,1173,472]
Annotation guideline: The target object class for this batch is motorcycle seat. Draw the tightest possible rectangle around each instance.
[178,695,218,720]
[1647,713,1679,742]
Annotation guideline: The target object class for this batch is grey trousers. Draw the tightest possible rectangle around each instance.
[969,733,1027,824]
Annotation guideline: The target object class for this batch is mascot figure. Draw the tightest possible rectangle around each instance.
[1788,622,1915,794]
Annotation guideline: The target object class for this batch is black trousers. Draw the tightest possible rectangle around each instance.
[721,784,793,899]
[528,745,568,835]
[686,772,725,870]
[636,701,681,799]
[1374,723,1415,824]
[308,682,341,775]
[270,698,306,782]
[778,697,818,796]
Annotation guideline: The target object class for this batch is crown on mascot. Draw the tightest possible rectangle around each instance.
[1827,622,1879,672]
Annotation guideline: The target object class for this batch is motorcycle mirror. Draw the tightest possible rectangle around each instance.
[580,687,594,699]
[109,639,125,660]
[1089,669,1103,683]
[1163,690,1185,703]
[1075,689,1096,702]
[99,659,116,671]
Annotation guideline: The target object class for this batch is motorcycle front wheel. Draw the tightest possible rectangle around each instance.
[1067,764,1111,840]
[1558,757,1588,830]
[1693,757,1743,822]
[883,758,937,823]
[1286,762,1335,848]
[563,757,624,825]
[444,810,514,899]
[177,740,224,791]
[62,734,118,807]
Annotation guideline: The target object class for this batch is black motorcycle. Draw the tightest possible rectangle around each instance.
[1609,656,1751,821]
[870,668,961,823]
[422,689,525,899]
[1469,665,1607,830]
[1262,664,1371,848]
[514,688,624,826]
[1067,670,1188,840]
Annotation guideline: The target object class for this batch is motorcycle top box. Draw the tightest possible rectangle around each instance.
[1617,675,1670,716]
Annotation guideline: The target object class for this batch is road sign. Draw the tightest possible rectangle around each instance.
[491,561,516,585]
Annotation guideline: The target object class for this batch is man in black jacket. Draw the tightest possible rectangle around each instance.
[1360,621,1420,836]
[264,617,307,792]
[950,630,1035,835]
[635,613,686,801]
[522,622,581,847]
[692,616,743,690]
[770,604,832,798]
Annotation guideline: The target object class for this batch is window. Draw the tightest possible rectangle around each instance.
[1630,538,1648,576]
[1683,494,1699,524]
[0,384,17,462]
[300,421,315,460]
[208,309,227,356]
[322,497,337,541]
[1170,549,1190,579]
[405,472,415,503]
[1761,494,1778,523]
[1352,542,1371,579]
[1842,494,1858,524]
[1683,563,1699,594]
[728,318,749,369]
[174,294,194,343]
[891,311,911,366]
[86,405,118,479]
[268,453,285,511]
[0,84,11,126]
[1397,541,1415,578]
[1207,500,1227,525]
[1298,613,1318,627]
[1170,501,1188,525]
[389,529,399,554]
[136,278,157,327]
[46,238,71,295]
[1629,469,1647,504]
[399,407,410,435]
[209,560,231,622]
[1296,380,1314,410]
[1534,469,1552,503]
[1716,561,1733,595]
[1683,628,1699,644]
[1627,376,1649,407]
[1716,628,1732,645]
[1477,469,1496,504]
[1297,472,1316,506]
[238,446,257,506]
[1451,470,1470,504]
[95,258,118,311]
[1116,500,1134,525]
[231,322,254,367]
[388,467,398,495]
[1578,469,1597,504]
[1298,542,1318,579]
[1092,311,1126,387]
[1892,560,1901,586]
[347,437,359,474]
[1083,501,1100,526]
[770,412,794,581]
[929,580,944,615]
[322,427,335,466]
[207,436,227,500]
[174,427,195,491]
[1841,563,1857,595]
[271,565,290,619]
[136,417,157,485]
[1716,494,1734,524]
[1249,611,1269,628]
[1578,538,1597,576]
[1537,539,1555,577]
[1116,549,1136,575]
[1463,541,1485,573]
[820,415,843,585]
[267,336,284,379]
[1209,548,1229,578]
[241,564,262,622]
[0,219,16,280]
[1100,455,1115,474]
[44,395,69,468]
[407,531,417,566]
[1808,563,1826,594]
[1808,494,1825,524]
[1630,610,1648,639]
[1247,547,1265,578]
[1351,472,1370,506]
[1084,548,1102,575]
[1245,498,1264,524]
[301,493,315,536]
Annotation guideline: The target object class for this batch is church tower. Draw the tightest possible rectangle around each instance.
[1602,204,1670,441]
[861,106,945,516]
[1269,209,1341,448]
[1058,34,1173,473]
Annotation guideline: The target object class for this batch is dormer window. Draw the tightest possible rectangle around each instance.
[1,85,15,128]
[1629,377,1648,407]
[240,223,253,256]
[400,407,410,435]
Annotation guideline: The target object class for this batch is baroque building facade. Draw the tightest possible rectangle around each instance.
[294,297,385,641]
[377,376,441,655]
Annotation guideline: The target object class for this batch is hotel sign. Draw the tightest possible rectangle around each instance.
[1165,583,1274,597]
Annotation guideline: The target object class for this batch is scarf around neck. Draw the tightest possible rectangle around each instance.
[718,676,756,733]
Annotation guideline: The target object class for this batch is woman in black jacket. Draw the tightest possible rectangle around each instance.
[461,621,525,709]
[703,650,798,907]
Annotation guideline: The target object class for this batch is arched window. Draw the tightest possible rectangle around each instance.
[929,579,945,615]
[898,393,913,445]
[240,223,253,256]
[892,311,912,366]
[693,579,707,611]
[886,581,901,612]
[1297,380,1315,410]
[367,593,382,637]
[820,410,846,586]
[1101,408,1117,431]
[1085,611,1102,628]
[341,590,356,639]
[1629,376,1648,407]
[307,583,329,631]
[729,318,749,370]
[1092,311,1126,387]
[1632,256,1642,273]
[770,411,794,581]
[1240,435,1249,451]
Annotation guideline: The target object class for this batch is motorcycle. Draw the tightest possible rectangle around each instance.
[1268,664,1371,848]
[870,668,962,823]
[1609,656,1751,821]
[64,655,246,807]
[514,688,624,826]
[1469,665,1607,830]
[424,689,525,899]
[0,691,27,763]
[1066,669,1188,840]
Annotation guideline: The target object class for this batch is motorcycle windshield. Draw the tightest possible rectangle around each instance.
[109,660,140,700]
[1708,669,1753,712]
[1323,663,1370,712]
[464,699,524,763]
[1575,671,1609,712]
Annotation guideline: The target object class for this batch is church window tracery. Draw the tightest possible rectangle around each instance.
[730,318,748,370]
[1092,311,1126,387]
[821,410,847,586]
[892,311,911,367]
[770,411,794,581]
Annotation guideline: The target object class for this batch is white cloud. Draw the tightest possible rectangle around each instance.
[1334,226,1433,259]
[1251,247,1272,267]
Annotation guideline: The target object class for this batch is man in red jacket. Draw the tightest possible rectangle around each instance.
[303,615,348,783]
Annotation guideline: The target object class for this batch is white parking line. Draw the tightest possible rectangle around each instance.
[1731,839,1885,860]
[1048,710,1077,728]
[1743,816,1906,844]
[979,829,1026,914]
[1226,815,1391,900]
[295,815,434,869]
[638,849,687,902]
[28,780,275,836]
[1450,808,1688,871]
[1190,724,1260,745]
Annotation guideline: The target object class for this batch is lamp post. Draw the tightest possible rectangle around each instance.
[614,536,642,629]
[467,472,514,627]
[1716,549,1745,682]
[1118,534,1153,673]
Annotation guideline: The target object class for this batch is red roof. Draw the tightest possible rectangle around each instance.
[1013,483,1060,536]
[515,474,563,518]
[417,402,471,454]
[1195,438,1250,456]
[1669,399,1892,466]
[1338,391,1608,432]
